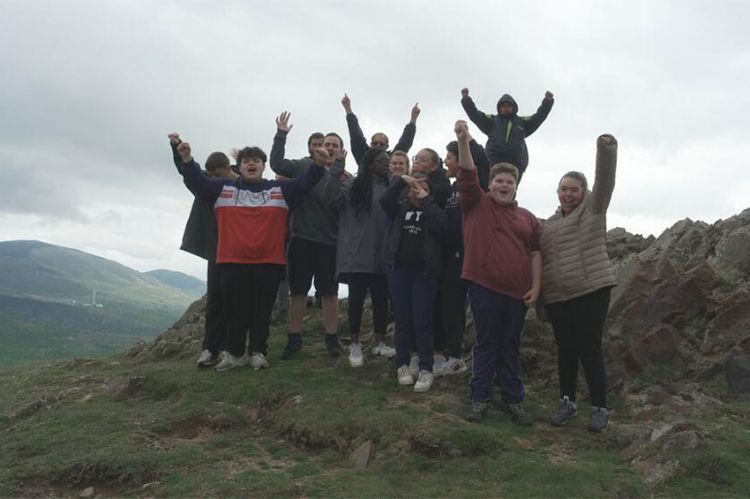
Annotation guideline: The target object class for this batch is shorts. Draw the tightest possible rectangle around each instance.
[287,237,338,296]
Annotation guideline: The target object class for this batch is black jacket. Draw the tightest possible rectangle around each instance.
[171,143,218,261]
[461,93,553,174]
[379,177,447,278]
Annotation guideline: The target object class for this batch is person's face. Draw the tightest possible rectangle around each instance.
[489,172,516,204]
[323,135,341,165]
[369,151,390,176]
[390,154,409,176]
[308,137,324,155]
[444,151,458,177]
[557,176,585,214]
[239,157,265,183]
[370,133,389,151]
[411,149,437,174]
[499,102,514,117]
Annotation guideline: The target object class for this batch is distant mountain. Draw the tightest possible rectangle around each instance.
[144,269,205,299]
[0,240,203,367]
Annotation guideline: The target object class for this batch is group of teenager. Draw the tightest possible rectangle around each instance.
[170,87,619,433]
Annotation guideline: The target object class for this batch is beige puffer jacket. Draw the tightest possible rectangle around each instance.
[540,135,618,305]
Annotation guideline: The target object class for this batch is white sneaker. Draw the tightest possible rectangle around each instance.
[432,354,447,377]
[441,357,468,375]
[413,370,434,393]
[397,365,414,385]
[371,342,396,358]
[409,355,420,377]
[196,349,217,367]
[215,352,250,372]
[249,352,269,370]
[348,343,364,367]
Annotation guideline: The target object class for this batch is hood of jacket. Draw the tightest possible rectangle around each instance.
[496,93,518,115]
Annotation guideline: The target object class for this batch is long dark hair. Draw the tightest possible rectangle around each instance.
[350,149,384,214]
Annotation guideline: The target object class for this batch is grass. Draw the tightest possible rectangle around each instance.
[1,315,748,497]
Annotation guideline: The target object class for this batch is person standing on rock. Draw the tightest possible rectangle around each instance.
[169,133,237,368]
[270,112,349,359]
[460,87,554,184]
[332,148,396,367]
[453,120,542,425]
[380,172,447,393]
[173,137,327,372]
[539,134,618,433]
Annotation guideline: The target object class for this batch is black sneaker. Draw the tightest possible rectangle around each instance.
[281,335,302,360]
[503,402,534,427]
[325,334,342,357]
[464,401,488,423]
[588,407,609,433]
[550,396,578,427]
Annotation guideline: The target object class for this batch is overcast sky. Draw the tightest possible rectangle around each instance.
[2,0,748,280]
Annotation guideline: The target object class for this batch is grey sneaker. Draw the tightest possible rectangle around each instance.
[348,343,364,367]
[196,349,217,367]
[397,365,414,385]
[215,352,250,372]
[372,342,396,358]
[249,352,269,370]
[503,402,534,427]
[413,370,434,393]
[588,406,609,433]
[550,396,578,426]
[441,357,468,375]
[464,401,488,423]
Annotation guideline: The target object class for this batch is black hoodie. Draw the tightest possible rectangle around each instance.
[461,93,553,178]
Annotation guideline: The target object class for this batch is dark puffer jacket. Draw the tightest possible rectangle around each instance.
[461,93,553,177]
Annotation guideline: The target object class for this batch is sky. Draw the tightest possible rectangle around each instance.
[2,0,749,280]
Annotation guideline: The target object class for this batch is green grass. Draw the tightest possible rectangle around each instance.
[0,319,748,497]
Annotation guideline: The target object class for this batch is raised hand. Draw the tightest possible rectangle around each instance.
[545,90,554,100]
[168,132,181,145]
[338,148,348,162]
[312,147,330,166]
[597,134,617,148]
[461,88,469,98]
[275,111,293,132]
[454,120,469,142]
[176,141,192,162]
[410,102,421,123]
[342,93,352,114]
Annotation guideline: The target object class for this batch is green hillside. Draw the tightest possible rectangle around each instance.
[144,269,205,299]
[0,240,202,367]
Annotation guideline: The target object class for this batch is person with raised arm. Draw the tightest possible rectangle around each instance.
[539,134,618,433]
[269,111,349,359]
[432,128,490,376]
[169,133,236,368]
[454,120,542,425]
[173,137,326,372]
[342,93,419,166]
[460,87,554,183]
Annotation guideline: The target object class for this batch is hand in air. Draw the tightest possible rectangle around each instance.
[341,94,352,114]
[454,120,469,141]
[168,133,181,145]
[275,111,293,132]
[461,88,469,98]
[176,141,192,162]
[411,102,421,122]
[545,90,554,100]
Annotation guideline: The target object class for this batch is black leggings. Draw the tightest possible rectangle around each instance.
[546,287,612,408]
[342,273,388,337]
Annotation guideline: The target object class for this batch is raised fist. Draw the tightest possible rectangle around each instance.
[461,88,469,98]
[168,133,181,145]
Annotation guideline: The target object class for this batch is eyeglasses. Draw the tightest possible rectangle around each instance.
[371,141,388,148]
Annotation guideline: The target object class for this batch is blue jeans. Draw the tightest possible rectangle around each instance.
[387,269,437,372]
[468,283,526,403]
